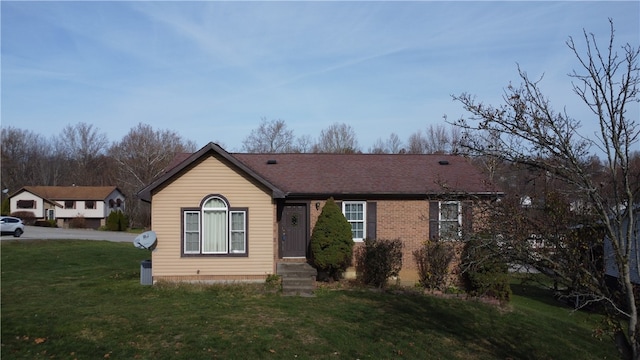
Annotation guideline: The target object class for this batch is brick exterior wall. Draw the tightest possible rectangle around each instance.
[308,199,432,285]
[375,200,430,269]
[305,198,487,286]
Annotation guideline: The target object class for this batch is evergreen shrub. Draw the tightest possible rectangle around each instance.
[460,236,511,302]
[310,198,354,281]
[106,210,129,231]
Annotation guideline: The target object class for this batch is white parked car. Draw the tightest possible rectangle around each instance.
[0,216,25,237]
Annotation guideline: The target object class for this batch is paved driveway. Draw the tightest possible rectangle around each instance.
[0,225,137,243]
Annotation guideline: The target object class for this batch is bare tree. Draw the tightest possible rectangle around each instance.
[425,124,450,153]
[55,122,110,185]
[369,138,387,154]
[406,131,428,154]
[109,123,197,227]
[407,124,461,154]
[293,134,314,153]
[314,123,360,153]
[0,127,54,191]
[453,20,639,359]
[369,133,403,154]
[428,123,461,154]
[242,118,295,153]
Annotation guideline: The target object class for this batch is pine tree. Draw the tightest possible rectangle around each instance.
[310,198,354,280]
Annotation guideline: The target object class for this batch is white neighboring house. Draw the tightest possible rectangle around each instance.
[9,186,126,229]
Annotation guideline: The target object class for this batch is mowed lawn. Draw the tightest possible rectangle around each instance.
[1,240,617,359]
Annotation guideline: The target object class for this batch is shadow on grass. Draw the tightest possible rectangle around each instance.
[510,281,566,308]
[336,287,606,360]
[335,290,515,358]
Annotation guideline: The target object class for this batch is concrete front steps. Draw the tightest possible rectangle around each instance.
[276,262,318,296]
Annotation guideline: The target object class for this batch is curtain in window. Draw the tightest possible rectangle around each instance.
[203,210,226,253]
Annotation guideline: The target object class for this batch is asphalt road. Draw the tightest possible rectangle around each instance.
[0,225,138,243]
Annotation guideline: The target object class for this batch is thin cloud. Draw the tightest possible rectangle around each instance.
[2,1,638,151]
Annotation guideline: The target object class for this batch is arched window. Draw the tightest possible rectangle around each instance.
[183,195,247,256]
[202,197,228,254]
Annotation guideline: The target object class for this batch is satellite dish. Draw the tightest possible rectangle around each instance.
[134,231,157,250]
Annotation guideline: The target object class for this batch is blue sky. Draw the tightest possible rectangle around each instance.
[2,1,639,152]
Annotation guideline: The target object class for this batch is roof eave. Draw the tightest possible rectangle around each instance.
[282,191,503,200]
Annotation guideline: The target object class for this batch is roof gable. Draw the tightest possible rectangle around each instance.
[136,143,285,202]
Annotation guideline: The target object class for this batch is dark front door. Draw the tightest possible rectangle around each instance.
[280,204,308,258]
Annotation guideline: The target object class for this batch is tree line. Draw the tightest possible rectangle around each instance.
[1,119,463,227]
[240,118,462,154]
[1,123,198,228]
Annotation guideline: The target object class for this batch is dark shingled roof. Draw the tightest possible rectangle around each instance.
[141,143,500,201]
[233,153,498,197]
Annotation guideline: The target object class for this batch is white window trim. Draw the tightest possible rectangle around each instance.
[184,211,201,254]
[439,201,462,240]
[229,211,246,254]
[342,201,367,242]
[183,197,248,256]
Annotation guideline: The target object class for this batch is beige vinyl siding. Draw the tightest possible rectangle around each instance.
[151,155,275,280]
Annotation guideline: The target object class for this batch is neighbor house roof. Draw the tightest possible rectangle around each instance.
[14,186,123,202]
[138,142,501,202]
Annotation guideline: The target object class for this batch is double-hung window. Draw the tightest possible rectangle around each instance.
[229,211,246,253]
[184,211,201,253]
[342,201,366,242]
[439,201,461,240]
[182,195,247,256]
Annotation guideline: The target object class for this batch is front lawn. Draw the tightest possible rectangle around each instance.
[1,240,617,359]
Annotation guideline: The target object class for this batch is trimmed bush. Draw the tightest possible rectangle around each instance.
[414,240,455,291]
[106,210,129,231]
[10,211,36,225]
[34,220,57,228]
[460,236,511,302]
[355,238,403,288]
[310,198,354,281]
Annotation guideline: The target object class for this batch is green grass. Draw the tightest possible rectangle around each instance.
[1,240,617,359]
